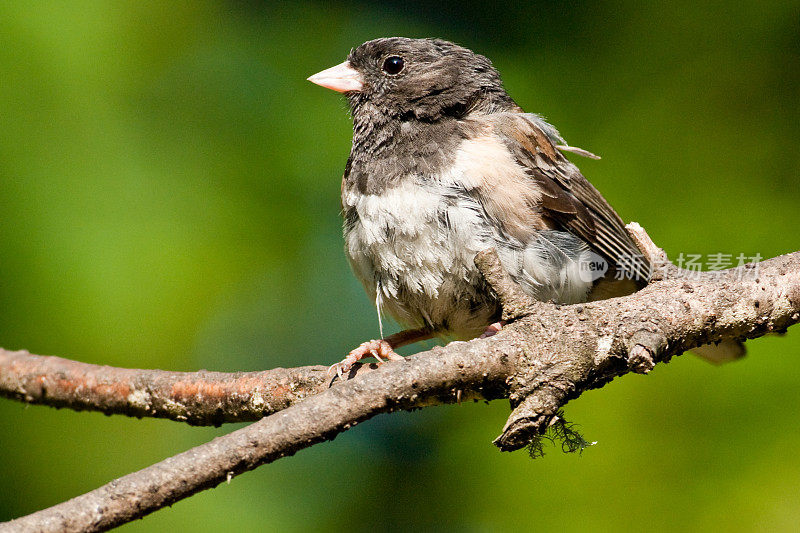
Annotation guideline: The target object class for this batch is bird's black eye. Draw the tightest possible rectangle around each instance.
[381,56,405,75]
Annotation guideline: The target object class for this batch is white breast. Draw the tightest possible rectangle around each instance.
[342,137,595,339]
[343,177,495,337]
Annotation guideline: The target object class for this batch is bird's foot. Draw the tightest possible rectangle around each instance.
[479,321,507,339]
[327,339,405,383]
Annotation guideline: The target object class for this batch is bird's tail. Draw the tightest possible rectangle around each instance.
[587,271,747,364]
[691,339,746,364]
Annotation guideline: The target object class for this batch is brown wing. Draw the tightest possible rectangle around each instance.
[478,112,651,282]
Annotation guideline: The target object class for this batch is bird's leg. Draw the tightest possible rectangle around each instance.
[328,327,435,382]
[479,320,507,338]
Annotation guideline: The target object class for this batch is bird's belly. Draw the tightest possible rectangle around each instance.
[343,180,595,339]
[343,181,497,338]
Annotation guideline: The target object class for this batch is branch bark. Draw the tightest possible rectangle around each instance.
[0,350,332,425]
[2,230,799,531]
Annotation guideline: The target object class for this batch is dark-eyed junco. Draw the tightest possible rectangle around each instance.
[308,37,738,375]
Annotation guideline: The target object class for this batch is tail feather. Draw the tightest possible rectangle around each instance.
[692,339,746,364]
[586,271,747,365]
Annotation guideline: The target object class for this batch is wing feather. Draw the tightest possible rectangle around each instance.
[473,112,650,282]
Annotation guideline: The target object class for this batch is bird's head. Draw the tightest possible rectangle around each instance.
[308,37,516,122]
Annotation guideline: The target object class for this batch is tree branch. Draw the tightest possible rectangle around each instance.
[2,338,514,532]
[0,350,333,424]
[3,227,800,531]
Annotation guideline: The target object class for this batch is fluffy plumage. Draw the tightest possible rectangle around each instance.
[309,37,738,373]
[338,38,646,338]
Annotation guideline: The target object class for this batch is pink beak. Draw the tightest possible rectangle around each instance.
[307,61,364,93]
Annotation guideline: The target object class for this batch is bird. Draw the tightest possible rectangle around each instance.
[307,37,742,377]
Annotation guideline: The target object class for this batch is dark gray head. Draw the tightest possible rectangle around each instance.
[309,37,517,122]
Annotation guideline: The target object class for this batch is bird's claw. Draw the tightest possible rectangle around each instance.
[327,339,404,385]
[479,321,506,338]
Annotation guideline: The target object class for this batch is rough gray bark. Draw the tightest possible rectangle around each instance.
[2,226,799,532]
[0,350,331,425]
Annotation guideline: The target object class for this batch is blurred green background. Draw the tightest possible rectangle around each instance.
[1,1,799,531]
